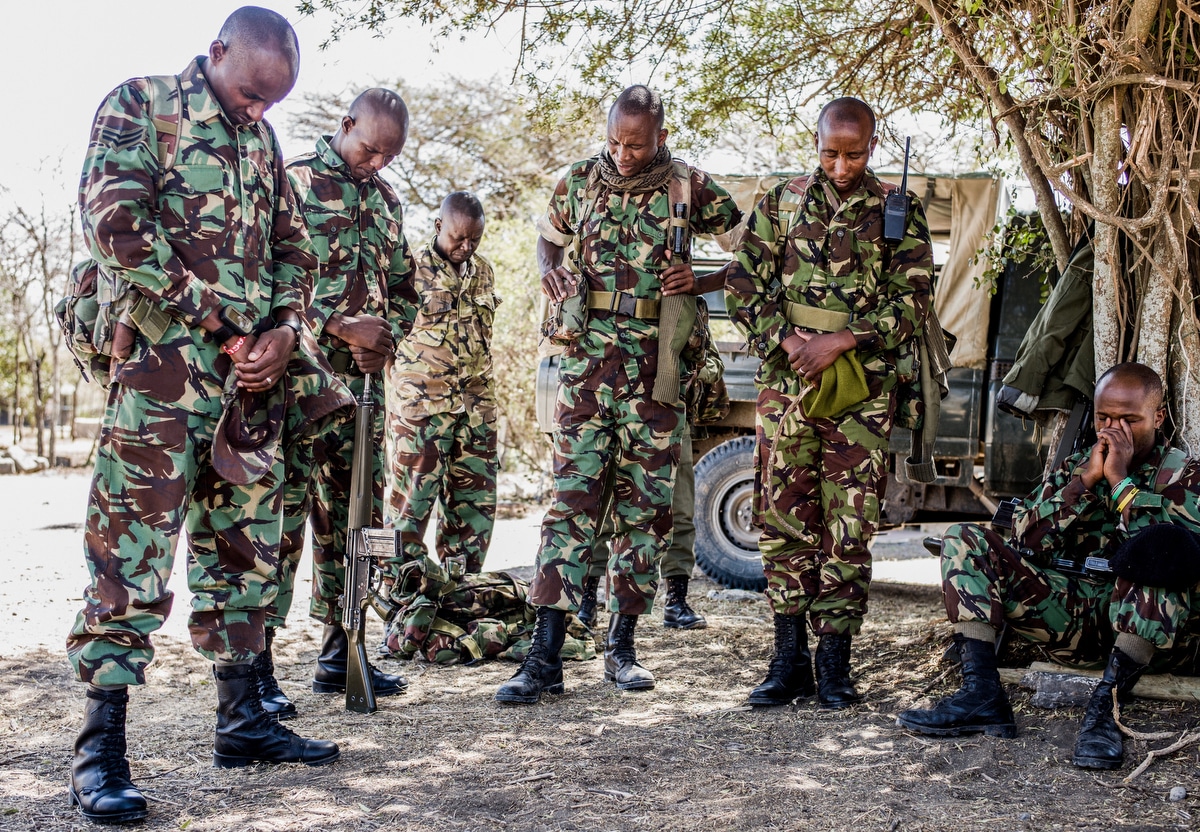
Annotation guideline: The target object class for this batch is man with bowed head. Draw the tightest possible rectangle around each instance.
[496,84,740,704]
[263,87,418,719]
[725,97,933,710]
[899,363,1200,771]
[387,191,500,578]
[67,7,338,825]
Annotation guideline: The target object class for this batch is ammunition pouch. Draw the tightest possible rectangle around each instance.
[541,280,589,346]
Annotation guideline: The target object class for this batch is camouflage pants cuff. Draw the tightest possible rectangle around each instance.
[309,599,340,626]
[808,614,863,637]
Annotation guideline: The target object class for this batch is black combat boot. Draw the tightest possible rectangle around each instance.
[815,632,862,709]
[252,627,296,721]
[604,613,655,690]
[748,614,814,706]
[662,576,707,630]
[495,607,567,704]
[1072,648,1147,769]
[68,686,148,824]
[896,634,1016,738]
[577,575,601,629]
[212,664,340,768]
[313,624,407,696]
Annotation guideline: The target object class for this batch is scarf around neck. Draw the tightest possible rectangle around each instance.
[591,145,674,193]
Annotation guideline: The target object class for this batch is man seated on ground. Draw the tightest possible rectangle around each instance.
[897,362,1200,770]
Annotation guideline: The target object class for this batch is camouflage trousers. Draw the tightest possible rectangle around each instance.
[387,409,498,574]
[67,385,284,686]
[274,373,390,627]
[942,522,1200,671]
[755,377,893,635]
[530,383,683,615]
[587,420,697,584]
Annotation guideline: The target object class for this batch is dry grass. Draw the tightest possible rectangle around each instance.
[2,580,1198,831]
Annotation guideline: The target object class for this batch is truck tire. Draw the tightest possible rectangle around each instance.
[693,436,766,592]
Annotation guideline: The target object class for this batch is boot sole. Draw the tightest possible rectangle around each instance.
[896,715,1017,739]
[494,683,565,705]
[663,620,707,630]
[68,786,148,824]
[212,748,341,768]
[1071,753,1122,770]
[747,692,813,707]
[603,672,655,691]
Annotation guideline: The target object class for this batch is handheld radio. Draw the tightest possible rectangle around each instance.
[883,137,912,244]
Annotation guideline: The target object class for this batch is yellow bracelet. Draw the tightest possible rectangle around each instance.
[1116,488,1139,513]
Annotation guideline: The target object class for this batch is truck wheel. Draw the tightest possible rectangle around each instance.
[693,436,766,592]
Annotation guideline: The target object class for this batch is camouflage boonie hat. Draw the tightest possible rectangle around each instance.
[212,371,285,485]
[542,280,589,346]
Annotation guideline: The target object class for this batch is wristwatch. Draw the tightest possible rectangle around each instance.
[211,306,254,344]
[274,315,302,346]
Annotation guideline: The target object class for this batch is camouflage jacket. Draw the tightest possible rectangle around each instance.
[78,57,315,412]
[536,157,740,395]
[1014,437,1200,562]
[286,136,418,371]
[725,167,933,396]
[388,240,499,424]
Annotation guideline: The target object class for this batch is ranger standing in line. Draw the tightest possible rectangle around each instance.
[899,363,1200,771]
[386,192,498,576]
[264,88,419,718]
[66,8,339,825]
[725,98,933,709]
[496,85,740,704]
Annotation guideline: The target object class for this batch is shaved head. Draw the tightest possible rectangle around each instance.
[348,88,410,134]
[216,6,300,73]
[610,85,665,132]
[817,97,876,138]
[1096,362,1164,408]
[441,191,485,222]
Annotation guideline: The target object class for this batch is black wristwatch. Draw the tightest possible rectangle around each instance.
[211,306,253,344]
[274,316,302,346]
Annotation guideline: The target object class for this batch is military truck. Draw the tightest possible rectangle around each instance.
[535,171,1049,590]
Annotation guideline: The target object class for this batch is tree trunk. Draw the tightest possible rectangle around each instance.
[1090,90,1125,373]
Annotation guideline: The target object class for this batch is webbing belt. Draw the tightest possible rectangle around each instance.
[588,291,660,320]
[782,300,851,333]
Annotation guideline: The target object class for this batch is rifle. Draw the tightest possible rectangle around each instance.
[340,373,400,714]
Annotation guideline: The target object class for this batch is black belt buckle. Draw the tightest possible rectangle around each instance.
[616,292,639,317]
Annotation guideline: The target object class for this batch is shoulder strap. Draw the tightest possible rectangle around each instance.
[143,74,184,190]
[1155,446,1190,493]
[777,175,813,240]
[667,160,692,256]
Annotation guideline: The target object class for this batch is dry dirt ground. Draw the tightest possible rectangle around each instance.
[3,577,1200,832]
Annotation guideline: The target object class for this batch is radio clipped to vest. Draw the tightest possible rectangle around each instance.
[882,136,911,243]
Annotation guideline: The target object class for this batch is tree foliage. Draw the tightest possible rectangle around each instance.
[303,0,1200,449]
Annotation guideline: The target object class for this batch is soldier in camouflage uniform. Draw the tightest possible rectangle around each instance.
[898,363,1200,770]
[65,9,340,824]
[387,191,498,577]
[495,86,740,704]
[262,89,419,719]
[725,98,933,710]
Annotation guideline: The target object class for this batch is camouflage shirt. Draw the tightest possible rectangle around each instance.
[536,158,741,395]
[286,135,418,364]
[1013,438,1200,562]
[387,239,499,424]
[79,57,315,412]
[725,167,933,393]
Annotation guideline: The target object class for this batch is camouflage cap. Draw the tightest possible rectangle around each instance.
[212,372,286,485]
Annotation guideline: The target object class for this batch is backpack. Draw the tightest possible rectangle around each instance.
[56,75,184,387]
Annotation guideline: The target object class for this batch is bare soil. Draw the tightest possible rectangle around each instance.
[3,575,1199,832]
